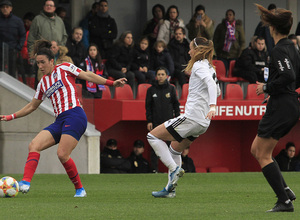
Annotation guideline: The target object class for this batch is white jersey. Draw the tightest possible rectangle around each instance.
[184,59,219,127]
[34,62,82,117]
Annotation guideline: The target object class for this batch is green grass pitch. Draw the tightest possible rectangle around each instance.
[0,172,299,220]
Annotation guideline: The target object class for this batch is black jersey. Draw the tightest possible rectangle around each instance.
[265,38,300,95]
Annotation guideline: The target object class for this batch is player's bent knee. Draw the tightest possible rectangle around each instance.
[57,149,69,163]
[28,140,40,152]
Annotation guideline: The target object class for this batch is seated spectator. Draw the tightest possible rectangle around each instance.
[55,6,72,37]
[127,140,151,173]
[288,34,300,53]
[142,4,165,49]
[150,40,174,78]
[213,9,245,71]
[233,36,269,83]
[66,27,87,67]
[168,27,190,87]
[157,5,185,45]
[106,31,135,89]
[80,43,108,99]
[186,4,214,41]
[181,147,195,173]
[275,142,297,172]
[89,0,117,59]
[131,36,155,85]
[100,139,131,173]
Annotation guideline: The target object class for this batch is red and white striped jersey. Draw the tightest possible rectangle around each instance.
[34,62,82,117]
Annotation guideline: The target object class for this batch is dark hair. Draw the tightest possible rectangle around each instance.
[32,39,54,60]
[139,36,149,44]
[165,5,179,20]
[152,4,165,18]
[174,26,185,35]
[154,40,166,49]
[55,7,66,15]
[72,27,83,34]
[23,12,35,21]
[156,66,168,75]
[195,4,205,13]
[286,142,295,150]
[44,0,55,6]
[288,34,297,41]
[134,140,144,148]
[268,3,276,11]
[255,36,265,42]
[117,31,134,48]
[256,4,292,35]
[92,2,99,9]
[106,139,117,147]
[100,0,108,4]
[88,43,103,71]
[226,9,235,16]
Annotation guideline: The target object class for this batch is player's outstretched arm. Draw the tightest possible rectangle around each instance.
[0,98,43,121]
[77,71,127,87]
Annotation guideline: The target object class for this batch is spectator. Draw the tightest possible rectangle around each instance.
[157,5,185,45]
[127,140,151,173]
[181,147,195,173]
[28,0,68,54]
[288,34,300,53]
[79,2,100,49]
[106,31,135,89]
[186,4,214,41]
[89,0,117,59]
[233,36,269,83]
[81,43,108,99]
[131,36,155,85]
[168,27,190,87]
[275,142,297,172]
[143,4,165,49]
[146,67,180,172]
[55,6,72,37]
[0,0,26,78]
[66,27,87,67]
[254,3,276,55]
[213,9,245,71]
[150,40,174,78]
[100,139,131,173]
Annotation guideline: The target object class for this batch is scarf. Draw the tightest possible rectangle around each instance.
[169,19,179,40]
[43,10,55,18]
[223,20,236,52]
[85,56,105,93]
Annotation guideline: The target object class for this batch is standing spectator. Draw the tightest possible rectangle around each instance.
[181,147,195,173]
[233,36,269,83]
[106,31,135,89]
[146,67,180,172]
[213,9,245,71]
[0,0,26,78]
[275,142,297,172]
[168,27,190,87]
[89,0,117,59]
[131,36,155,85]
[27,0,68,54]
[55,6,72,37]
[79,2,100,49]
[100,139,131,173]
[186,4,214,41]
[66,27,87,67]
[143,4,165,49]
[254,3,276,55]
[157,5,185,45]
[127,140,151,173]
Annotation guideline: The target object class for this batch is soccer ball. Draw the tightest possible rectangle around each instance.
[0,176,19,198]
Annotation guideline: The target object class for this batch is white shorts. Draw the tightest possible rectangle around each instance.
[164,115,208,142]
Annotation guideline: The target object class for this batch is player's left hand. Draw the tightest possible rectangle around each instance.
[113,78,127,87]
[0,115,7,121]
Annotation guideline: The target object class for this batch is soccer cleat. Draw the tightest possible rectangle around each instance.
[285,187,296,201]
[18,180,31,194]
[266,200,294,212]
[166,166,185,192]
[152,188,176,198]
[74,187,87,197]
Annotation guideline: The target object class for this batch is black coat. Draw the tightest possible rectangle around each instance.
[146,80,180,127]
[275,149,297,171]
[127,152,151,173]
[66,37,87,67]
[106,44,134,71]
[100,148,131,173]
[150,49,174,75]
[131,46,150,71]
[168,38,190,71]
[181,155,196,173]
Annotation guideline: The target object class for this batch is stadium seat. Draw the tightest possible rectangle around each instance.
[245,84,264,100]
[208,167,230,173]
[75,83,83,104]
[180,83,189,100]
[113,84,134,100]
[213,60,238,83]
[223,84,243,100]
[196,167,207,173]
[136,83,151,100]
[101,85,112,99]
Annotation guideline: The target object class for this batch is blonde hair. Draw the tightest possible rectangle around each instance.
[184,37,214,72]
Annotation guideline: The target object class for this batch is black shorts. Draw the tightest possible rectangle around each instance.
[258,93,300,140]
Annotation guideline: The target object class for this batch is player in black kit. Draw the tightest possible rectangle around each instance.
[251,4,300,212]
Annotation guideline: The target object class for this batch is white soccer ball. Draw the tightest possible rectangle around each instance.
[0,176,19,198]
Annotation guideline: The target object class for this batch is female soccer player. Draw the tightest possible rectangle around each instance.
[0,40,126,197]
[252,4,300,212]
[147,37,220,198]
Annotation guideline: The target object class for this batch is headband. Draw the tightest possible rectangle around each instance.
[193,38,198,47]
